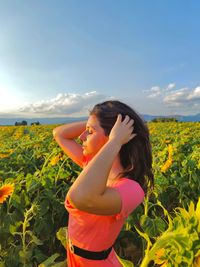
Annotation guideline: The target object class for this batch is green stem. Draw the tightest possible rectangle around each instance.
[22,208,28,267]
[39,150,55,178]
[55,158,68,186]
[21,205,35,267]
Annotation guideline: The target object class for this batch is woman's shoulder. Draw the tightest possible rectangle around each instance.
[110,177,145,219]
[109,177,145,197]
[109,177,140,186]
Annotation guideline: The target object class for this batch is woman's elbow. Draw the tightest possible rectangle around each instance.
[52,128,57,138]
[53,128,61,140]
[67,190,93,210]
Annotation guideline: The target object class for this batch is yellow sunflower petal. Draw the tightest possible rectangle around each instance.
[0,184,14,204]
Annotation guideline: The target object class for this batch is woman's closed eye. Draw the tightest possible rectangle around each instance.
[87,129,93,135]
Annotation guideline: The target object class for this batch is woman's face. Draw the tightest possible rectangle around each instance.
[79,115,109,157]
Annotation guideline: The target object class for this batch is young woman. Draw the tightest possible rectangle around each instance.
[53,100,154,267]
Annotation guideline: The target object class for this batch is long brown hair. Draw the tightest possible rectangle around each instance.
[90,100,154,194]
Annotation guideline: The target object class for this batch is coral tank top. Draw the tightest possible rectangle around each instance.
[65,177,144,267]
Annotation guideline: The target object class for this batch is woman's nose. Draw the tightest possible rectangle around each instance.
[79,130,87,141]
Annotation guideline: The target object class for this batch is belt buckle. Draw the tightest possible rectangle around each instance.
[68,238,74,254]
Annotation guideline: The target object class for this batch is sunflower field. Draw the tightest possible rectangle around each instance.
[0,122,200,267]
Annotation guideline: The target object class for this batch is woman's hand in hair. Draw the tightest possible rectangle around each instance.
[109,114,137,146]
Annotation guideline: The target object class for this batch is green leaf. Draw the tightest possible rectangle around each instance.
[9,221,22,235]
[19,250,32,261]
[50,260,67,267]
[11,194,22,211]
[26,230,43,245]
[140,215,166,238]
[116,254,134,267]
[32,248,47,263]
[38,253,60,267]
[56,227,67,249]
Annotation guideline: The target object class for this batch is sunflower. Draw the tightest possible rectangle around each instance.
[50,153,62,166]
[154,248,168,266]
[0,184,14,204]
[193,255,200,267]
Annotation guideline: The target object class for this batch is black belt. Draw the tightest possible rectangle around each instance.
[68,238,112,260]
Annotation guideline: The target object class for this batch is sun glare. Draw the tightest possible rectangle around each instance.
[0,87,25,112]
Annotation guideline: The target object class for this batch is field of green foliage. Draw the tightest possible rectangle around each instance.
[0,122,200,267]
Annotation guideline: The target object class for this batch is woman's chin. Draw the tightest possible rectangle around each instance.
[83,150,89,156]
[83,150,95,158]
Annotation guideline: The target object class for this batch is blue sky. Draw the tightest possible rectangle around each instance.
[0,0,200,118]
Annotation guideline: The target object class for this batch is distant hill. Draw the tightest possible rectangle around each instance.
[0,117,88,126]
[0,113,199,126]
[142,113,200,122]
[178,113,200,122]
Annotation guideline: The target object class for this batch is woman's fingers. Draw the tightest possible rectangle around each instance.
[111,114,136,144]
[130,133,137,139]
[117,114,122,121]
[121,115,134,131]
[124,115,132,124]
[118,114,134,125]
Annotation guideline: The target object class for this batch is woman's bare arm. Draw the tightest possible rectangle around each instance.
[68,115,136,215]
[53,121,87,167]
[68,138,122,215]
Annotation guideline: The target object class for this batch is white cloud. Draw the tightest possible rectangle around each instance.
[144,83,200,114]
[144,83,176,98]
[18,91,110,117]
[166,83,176,91]
[163,86,200,107]
[146,86,161,98]
[146,83,176,99]
[187,86,200,100]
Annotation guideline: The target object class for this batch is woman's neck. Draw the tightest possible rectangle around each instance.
[108,155,123,181]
